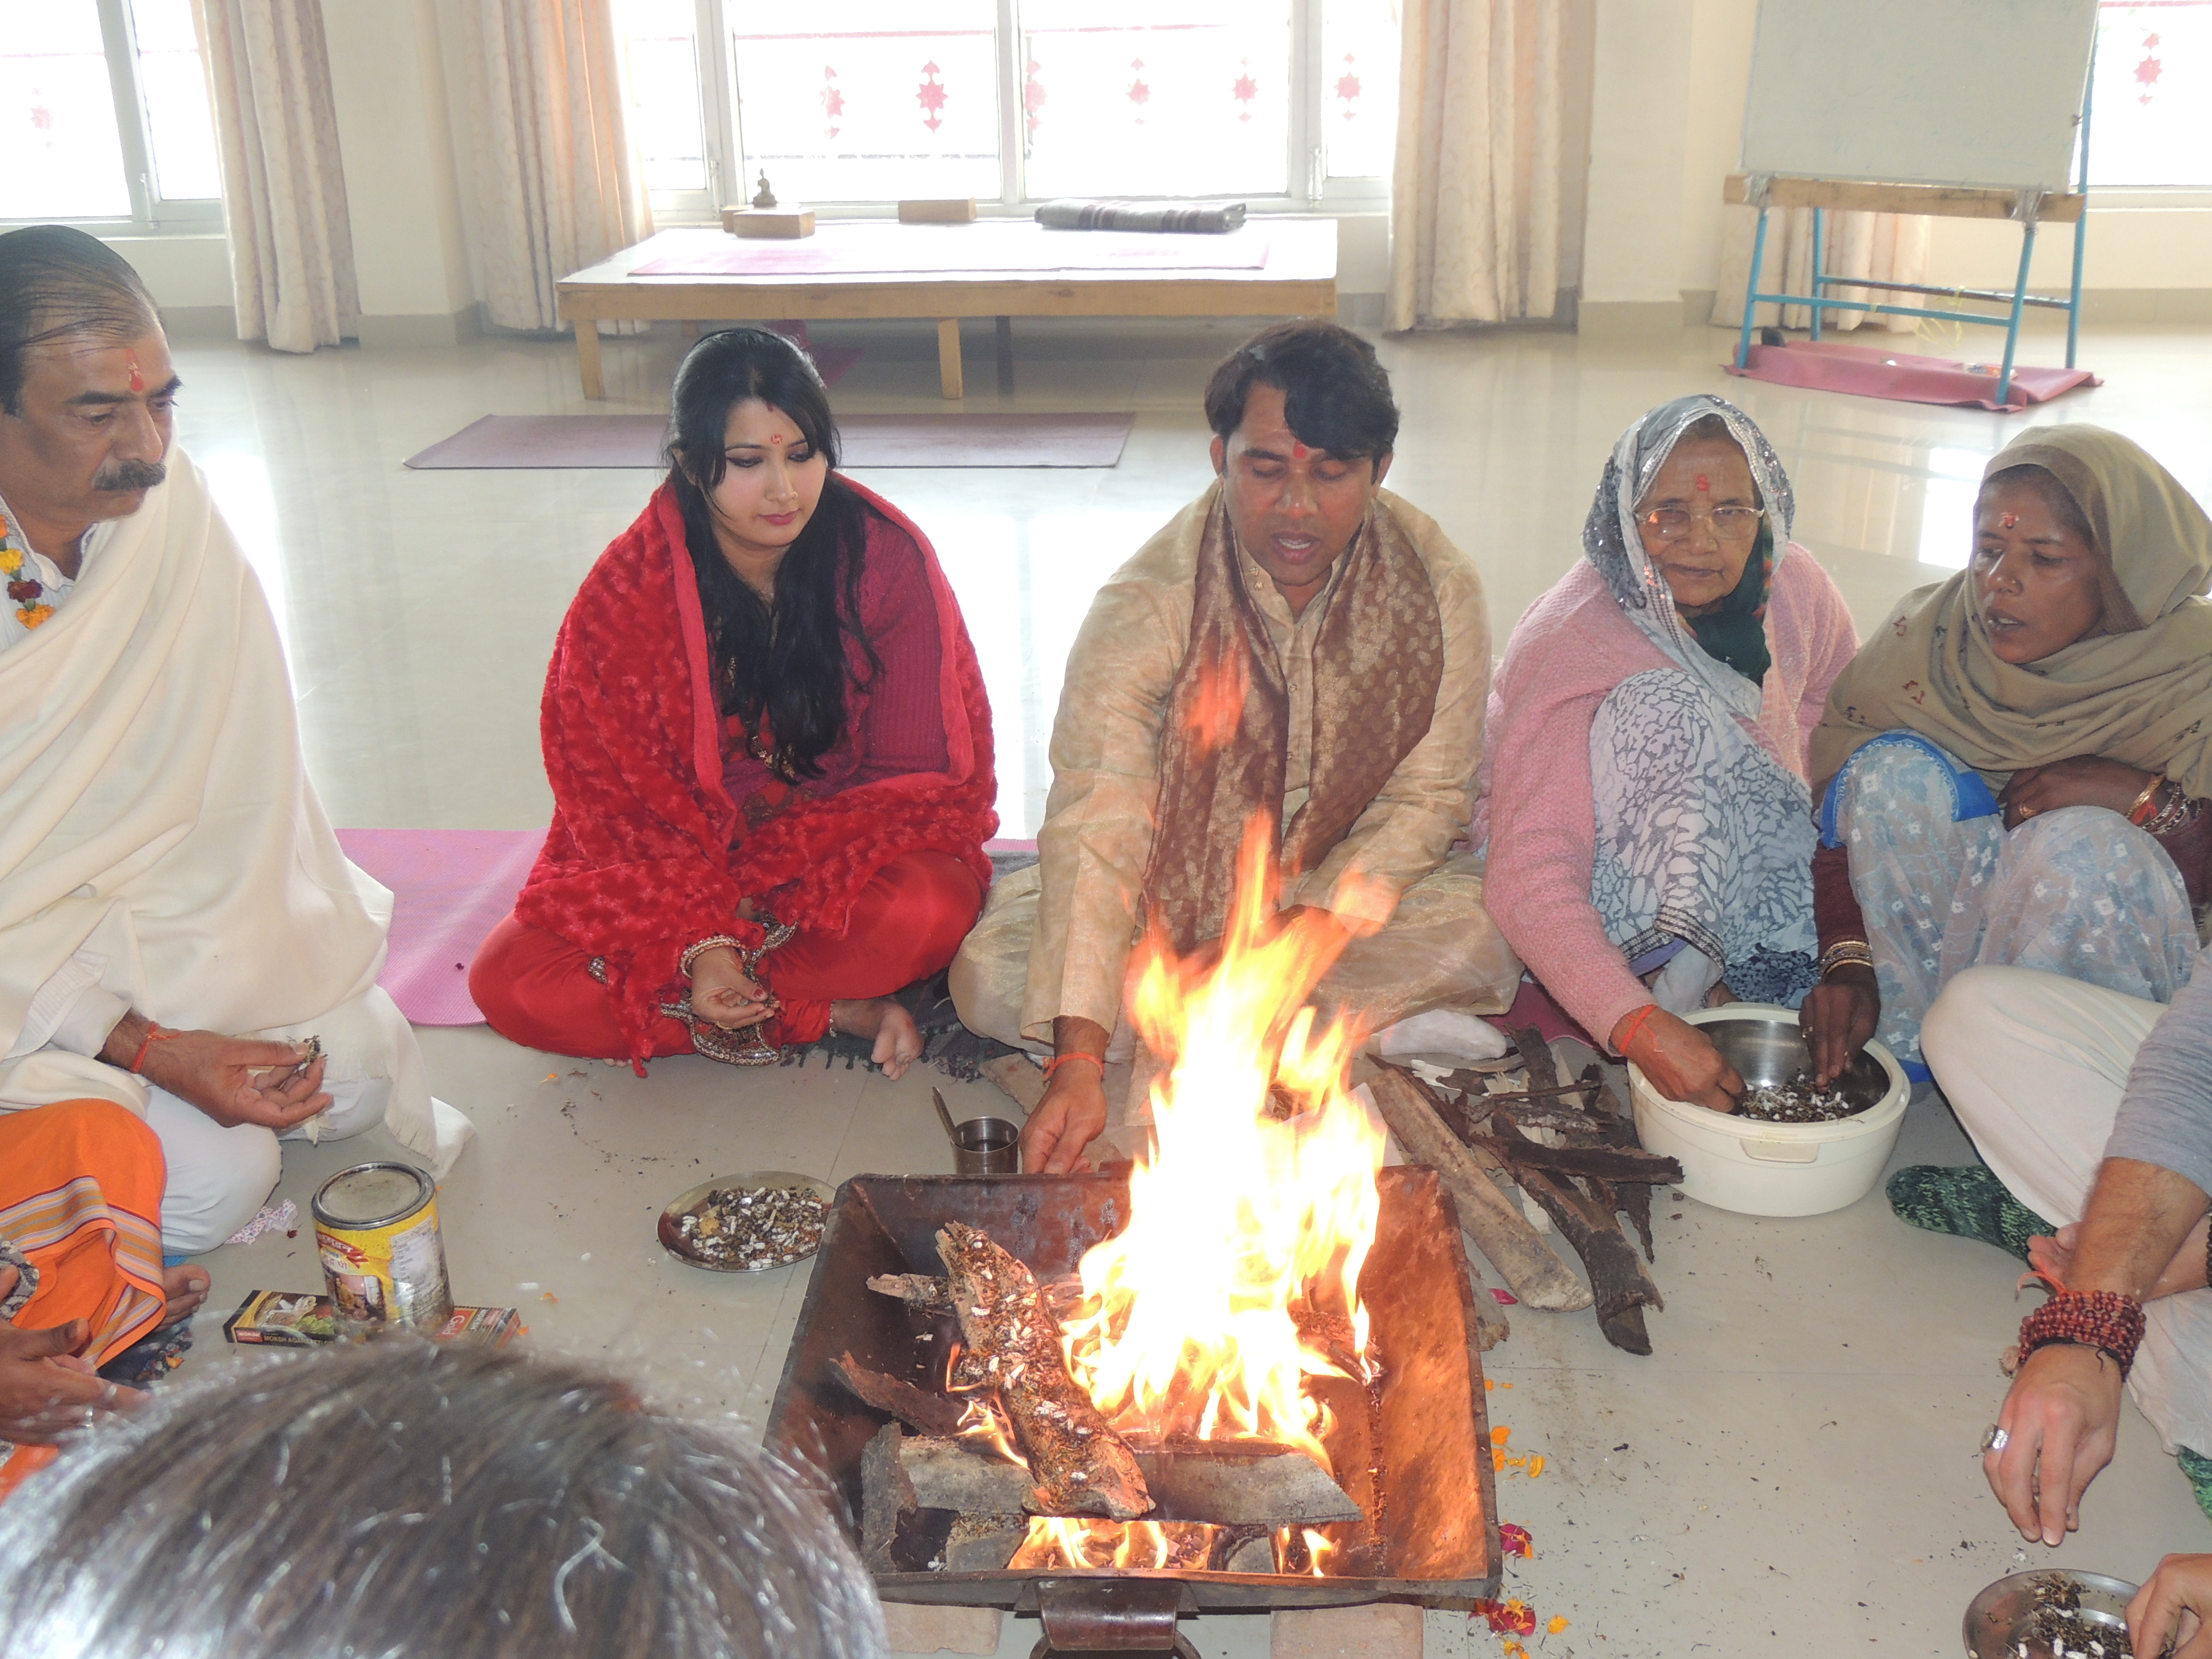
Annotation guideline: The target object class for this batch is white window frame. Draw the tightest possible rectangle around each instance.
[2,0,224,234]
[648,0,1390,224]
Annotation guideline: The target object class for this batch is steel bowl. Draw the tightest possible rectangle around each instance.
[658,1170,835,1273]
[1962,1567,2139,1659]
[1698,1013,1892,1115]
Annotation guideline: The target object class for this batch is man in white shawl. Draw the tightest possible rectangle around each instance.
[0,226,469,1255]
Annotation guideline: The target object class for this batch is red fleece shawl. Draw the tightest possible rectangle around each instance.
[517,475,997,1068]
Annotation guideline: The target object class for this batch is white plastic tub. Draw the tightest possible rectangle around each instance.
[1628,1004,1909,1218]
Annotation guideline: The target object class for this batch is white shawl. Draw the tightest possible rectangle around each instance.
[0,448,463,1169]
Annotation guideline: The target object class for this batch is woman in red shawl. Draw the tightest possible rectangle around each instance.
[472,328,997,1076]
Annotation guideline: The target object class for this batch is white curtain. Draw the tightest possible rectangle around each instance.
[460,0,652,333]
[198,0,359,354]
[1714,205,1934,334]
[1388,0,1567,330]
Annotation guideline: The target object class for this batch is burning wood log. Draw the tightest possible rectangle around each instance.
[1365,1067,1593,1313]
[893,1432,1364,1525]
[1489,1115,1664,1355]
[830,1352,967,1439]
[937,1222,1153,1520]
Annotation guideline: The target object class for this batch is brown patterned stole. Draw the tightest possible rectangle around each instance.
[1142,493,1444,952]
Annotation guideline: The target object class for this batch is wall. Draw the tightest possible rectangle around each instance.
[1585,0,2212,335]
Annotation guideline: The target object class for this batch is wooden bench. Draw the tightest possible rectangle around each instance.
[555,219,1338,400]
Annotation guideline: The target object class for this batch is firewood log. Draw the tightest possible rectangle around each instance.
[1365,1068,1592,1312]
[936,1222,1152,1520]
[1466,1137,1684,1186]
[1490,1116,1664,1355]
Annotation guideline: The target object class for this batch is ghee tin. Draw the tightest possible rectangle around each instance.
[311,1163,454,1334]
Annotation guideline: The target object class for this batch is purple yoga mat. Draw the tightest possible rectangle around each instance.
[403,412,1133,470]
[341,828,1039,1028]
[1725,339,2099,413]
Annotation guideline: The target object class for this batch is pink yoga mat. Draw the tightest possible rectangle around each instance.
[631,222,1269,277]
[338,828,545,1026]
[341,828,1041,1027]
[404,412,1132,470]
[1725,339,2099,413]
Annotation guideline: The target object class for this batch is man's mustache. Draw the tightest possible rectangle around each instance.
[93,458,167,493]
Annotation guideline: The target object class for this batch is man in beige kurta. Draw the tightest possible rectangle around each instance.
[950,320,1519,1171]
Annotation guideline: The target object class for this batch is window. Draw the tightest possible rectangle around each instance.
[0,0,221,228]
[2086,1,2212,187]
[614,0,1399,216]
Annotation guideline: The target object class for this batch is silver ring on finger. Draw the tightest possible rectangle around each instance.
[1980,1424,2008,1454]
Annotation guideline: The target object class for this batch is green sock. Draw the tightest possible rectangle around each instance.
[1886,1165,2056,1263]
[2180,1448,2212,1526]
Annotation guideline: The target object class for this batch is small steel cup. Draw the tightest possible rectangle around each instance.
[953,1116,1021,1176]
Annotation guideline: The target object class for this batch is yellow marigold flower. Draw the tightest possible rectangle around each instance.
[1526,1454,1546,1478]
[1548,1616,1570,1635]
[20,603,54,627]
[1490,1426,1510,1446]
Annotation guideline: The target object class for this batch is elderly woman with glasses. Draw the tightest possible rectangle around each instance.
[1474,395,1857,1111]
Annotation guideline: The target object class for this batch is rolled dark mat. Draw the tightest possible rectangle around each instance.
[1034,199,1246,234]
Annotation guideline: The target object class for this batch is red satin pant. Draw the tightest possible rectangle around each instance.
[470,851,984,1059]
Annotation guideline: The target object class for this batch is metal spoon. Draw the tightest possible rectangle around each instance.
[931,1087,962,1150]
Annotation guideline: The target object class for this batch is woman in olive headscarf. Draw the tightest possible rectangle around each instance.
[1802,425,2212,1097]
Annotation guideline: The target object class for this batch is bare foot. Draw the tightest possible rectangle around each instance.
[162,1265,210,1324]
[830,998,924,1082]
[1704,980,1737,1009]
[2027,1224,2077,1286]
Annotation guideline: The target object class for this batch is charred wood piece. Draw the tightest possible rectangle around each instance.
[867,1273,954,1314]
[1490,1117,1664,1355]
[937,1222,1152,1520]
[830,1352,968,1439]
[1467,1137,1683,1187]
[945,1512,1028,1572]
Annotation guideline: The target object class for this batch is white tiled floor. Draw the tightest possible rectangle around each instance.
[169,313,2212,1659]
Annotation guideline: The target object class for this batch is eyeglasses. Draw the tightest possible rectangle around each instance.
[1640,505,1763,542]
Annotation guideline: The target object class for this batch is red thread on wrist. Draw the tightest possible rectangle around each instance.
[1043,1052,1104,1082]
[128,1023,175,1076]
[1614,1003,1660,1058]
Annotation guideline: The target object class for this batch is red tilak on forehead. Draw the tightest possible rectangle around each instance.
[2001,512,2019,529]
[1292,443,1310,460]
[768,433,786,445]
[1694,473,1710,493]
[126,354,144,395]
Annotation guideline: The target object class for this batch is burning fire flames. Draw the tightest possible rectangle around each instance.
[1007,816,1387,1573]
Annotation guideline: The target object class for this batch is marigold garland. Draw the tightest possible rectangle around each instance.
[0,519,50,630]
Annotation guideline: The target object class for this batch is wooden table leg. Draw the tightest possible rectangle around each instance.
[574,320,606,399]
[937,318,964,400]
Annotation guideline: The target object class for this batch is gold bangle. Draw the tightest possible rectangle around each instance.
[2127,774,2168,827]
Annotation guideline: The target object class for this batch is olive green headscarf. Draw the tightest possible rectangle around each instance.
[1808,424,2212,794]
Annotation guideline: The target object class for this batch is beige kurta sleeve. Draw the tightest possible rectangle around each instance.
[1288,491,1491,928]
[1019,498,1207,1042]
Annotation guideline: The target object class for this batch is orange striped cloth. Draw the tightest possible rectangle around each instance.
[0,1098,167,1500]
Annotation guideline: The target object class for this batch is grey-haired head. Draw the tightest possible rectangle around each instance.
[0,225,160,418]
[0,1340,887,1659]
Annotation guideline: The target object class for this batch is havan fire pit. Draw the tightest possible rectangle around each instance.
[767,1169,1501,1648]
